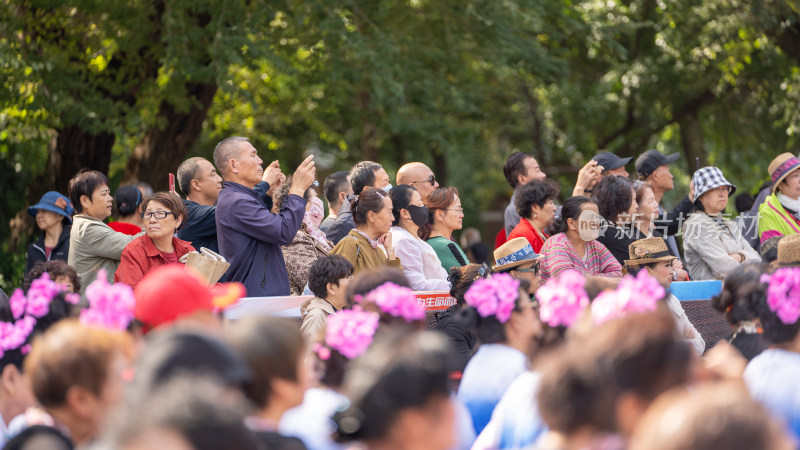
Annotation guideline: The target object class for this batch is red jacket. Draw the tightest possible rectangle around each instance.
[115,235,195,288]
[507,218,548,254]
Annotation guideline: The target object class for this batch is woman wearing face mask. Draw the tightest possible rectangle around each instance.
[539,196,622,290]
[389,185,451,291]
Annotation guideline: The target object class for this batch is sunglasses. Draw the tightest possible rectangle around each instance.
[515,262,540,276]
[472,262,493,281]
[412,175,437,186]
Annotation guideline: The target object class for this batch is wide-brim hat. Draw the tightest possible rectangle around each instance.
[27,191,74,223]
[492,237,542,272]
[692,166,737,200]
[624,237,677,266]
[768,153,800,195]
[774,234,800,268]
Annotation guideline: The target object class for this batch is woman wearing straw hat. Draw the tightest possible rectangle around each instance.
[492,237,543,293]
[625,237,704,355]
[758,153,800,243]
[683,167,760,280]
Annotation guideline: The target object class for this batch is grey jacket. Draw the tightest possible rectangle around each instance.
[68,215,135,293]
[683,212,761,280]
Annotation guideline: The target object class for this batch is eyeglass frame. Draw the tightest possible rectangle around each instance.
[141,210,177,220]
[514,261,540,276]
[411,175,437,186]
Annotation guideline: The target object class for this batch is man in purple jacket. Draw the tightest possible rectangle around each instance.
[214,137,316,296]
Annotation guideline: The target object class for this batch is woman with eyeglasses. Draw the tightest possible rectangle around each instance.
[115,192,195,288]
[493,237,543,293]
[684,167,760,280]
[419,187,470,272]
[389,185,451,291]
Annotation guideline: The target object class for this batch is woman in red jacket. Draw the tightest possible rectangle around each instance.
[115,192,195,288]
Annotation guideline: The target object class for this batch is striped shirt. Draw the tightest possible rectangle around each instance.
[540,233,623,281]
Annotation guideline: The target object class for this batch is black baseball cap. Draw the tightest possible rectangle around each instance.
[591,152,632,171]
[635,150,680,179]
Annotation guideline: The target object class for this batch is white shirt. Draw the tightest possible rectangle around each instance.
[744,348,800,441]
[279,387,349,450]
[390,226,451,291]
[664,294,705,356]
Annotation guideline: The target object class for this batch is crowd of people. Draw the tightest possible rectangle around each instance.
[3,138,800,449]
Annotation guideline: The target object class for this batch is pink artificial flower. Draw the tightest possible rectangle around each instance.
[65,293,81,306]
[591,271,662,325]
[9,289,25,320]
[761,268,800,325]
[535,270,589,327]
[80,273,136,331]
[324,309,380,360]
[0,315,36,356]
[356,282,425,322]
[464,273,521,324]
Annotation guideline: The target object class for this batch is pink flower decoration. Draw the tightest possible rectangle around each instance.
[80,272,136,331]
[535,270,589,327]
[9,289,25,320]
[464,273,521,323]
[0,315,36,358]
[324,309,380,360]
[65,293,81,306]
[591,270,663,324]
[355,282,425,322]
[761,268,800,325]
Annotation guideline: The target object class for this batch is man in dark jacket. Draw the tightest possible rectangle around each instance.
[325,161,391,244]
[214,137,316,297]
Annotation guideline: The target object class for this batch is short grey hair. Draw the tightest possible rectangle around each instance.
[213,137,250,178]
[176,157,205,195]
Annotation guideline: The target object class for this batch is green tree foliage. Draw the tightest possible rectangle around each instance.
[1,0,800,289]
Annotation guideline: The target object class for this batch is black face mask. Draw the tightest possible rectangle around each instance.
[407,205,429,227]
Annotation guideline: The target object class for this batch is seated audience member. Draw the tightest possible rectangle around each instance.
[389,185,451,291]
[591,151,632,178]
[25,191,74,276]
[225,317,309,450]
[396,162,439,201]
[457,274,540,435]
[624,238,704,355]
[436,264,488,372]
[67,170,135,292]
[23,260,80,294]
[115,193,194,288]
[319,171,352,233]
[594,176,640,265]
[503,152,547,237]
[23,320,132,447]
[684,167,760,280]
[176,156,224,253]
[333,329,457,450]
[493,238,543,294]
[634,150,695,258]
[632,180,688,280]
[710,263,771,360]
[536,313,693,449]
[95,376,261,450]
[107,185,144,236]
[629,383,794,450]
[744,266,800,442]
[133,265,244,334]
[461,228,491,266]
[759,153,800,243]
[214,137,316,297]
[326,161,392,244]
[761,235,783,264]
[274,176,334,295]
[330,188,402,276]
[508,179,559,253]
[301,255,354,343]
[539,196,623,288]
[420,187,470,272]
[344,267,411,308]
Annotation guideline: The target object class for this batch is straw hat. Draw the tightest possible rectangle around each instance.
[774,234,800,267]
[492,237,542,272]
[768,153,800,195]
[624,237,677,266]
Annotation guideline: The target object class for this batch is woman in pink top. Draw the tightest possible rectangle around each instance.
[540,196,622,290]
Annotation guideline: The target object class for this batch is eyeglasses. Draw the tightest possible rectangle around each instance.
[472,262,493,281]
[141,210,176,220]
[444,207,464,213]
[412,175,436,186]
[515,263,540,276]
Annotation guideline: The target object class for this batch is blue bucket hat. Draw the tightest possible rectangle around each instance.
[27,191,75,223]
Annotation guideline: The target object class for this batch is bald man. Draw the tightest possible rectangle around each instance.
[396,162,439,201]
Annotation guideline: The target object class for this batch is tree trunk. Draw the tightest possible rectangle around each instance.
[122,82,218,190]
[679,111,707,170]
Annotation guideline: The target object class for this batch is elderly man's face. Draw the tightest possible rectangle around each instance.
[372,168,391,190]
[409,166,439,200]
[233,142,264,187]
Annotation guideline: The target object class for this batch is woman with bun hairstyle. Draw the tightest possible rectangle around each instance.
[333,329,457,450]
[389,185,451,291]
[419,187,469,272]
[539,196,622,289]
[710,263,771,360]
[107,185,144,236]
[330,188,403,276]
